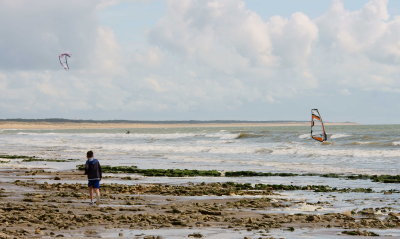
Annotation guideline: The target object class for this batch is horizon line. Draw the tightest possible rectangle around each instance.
[0,118,356,124]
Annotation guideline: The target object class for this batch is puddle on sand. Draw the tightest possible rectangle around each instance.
[45,228,266,239]
[269,228,400,239]
[268,190,400,214]
[44,227,400,239]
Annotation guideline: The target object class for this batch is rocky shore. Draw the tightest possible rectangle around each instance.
[0,169,399,238]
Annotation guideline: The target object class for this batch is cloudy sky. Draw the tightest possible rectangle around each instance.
[0,0,400,123]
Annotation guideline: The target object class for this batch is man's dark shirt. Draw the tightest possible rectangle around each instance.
[85,158,102,180]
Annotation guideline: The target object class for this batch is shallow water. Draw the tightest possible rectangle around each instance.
[1,125,399,239]
[54,227,400,239]
[265,190,400,214]
[0,125,399,215]
[1,125,400,175]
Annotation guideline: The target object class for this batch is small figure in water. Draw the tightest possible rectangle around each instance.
[84,150,102,205]
[126,130,130,134]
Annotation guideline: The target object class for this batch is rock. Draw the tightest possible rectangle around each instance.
[305,215,315,222]
[342,211,352,217]
[188,233,203,238]
[359,208,375,215]
[0,232,13,239]
[170,206,181,213]
[23,198,42,202]
[388,212,400,219]
[342,230,379,236]
[171,220,186,226]
[198,209,221,216]
[144,236,156,239]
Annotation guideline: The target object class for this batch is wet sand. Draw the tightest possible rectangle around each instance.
[0,121,357,130]
[0,169,398,238]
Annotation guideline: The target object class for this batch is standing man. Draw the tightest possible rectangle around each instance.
[84,151,102,205]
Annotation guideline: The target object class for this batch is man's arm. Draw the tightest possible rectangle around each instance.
[98,162,102,179]
[84,161,88,175]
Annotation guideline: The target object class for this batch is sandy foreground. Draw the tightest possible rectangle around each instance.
[0,168,398,239]
[0,121,357,130]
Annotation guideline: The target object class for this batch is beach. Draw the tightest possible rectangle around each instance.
[2,0,400,237]
[0,122,399,238]
[1,168,399,239]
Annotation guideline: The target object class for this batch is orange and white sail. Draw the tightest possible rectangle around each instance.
[311,109,327,142]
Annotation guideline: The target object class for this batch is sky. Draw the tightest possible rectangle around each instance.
[0,0,400,123]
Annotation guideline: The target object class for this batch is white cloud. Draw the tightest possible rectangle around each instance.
[313,0,400,93]
[146,0,320,108]
[0,0,400,121]
[0,0,100,71]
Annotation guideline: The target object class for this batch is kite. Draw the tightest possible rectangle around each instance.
[59,53,71,70]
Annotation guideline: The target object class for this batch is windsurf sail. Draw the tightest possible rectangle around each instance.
[311,109,327,142]
[59,53,71,70]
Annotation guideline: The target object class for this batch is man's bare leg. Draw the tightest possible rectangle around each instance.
[89,186,94,203]
[95,188,100,204]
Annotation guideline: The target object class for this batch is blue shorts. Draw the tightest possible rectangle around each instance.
[88,180,100,189]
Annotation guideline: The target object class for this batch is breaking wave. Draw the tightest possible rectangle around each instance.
[235,133,264,139]
[298,134,309,139]
[330,134,351,139]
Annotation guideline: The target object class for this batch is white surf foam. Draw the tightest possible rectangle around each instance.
[271,145,400,158]
[330,133,351,139]
[17,132,200,139]
[298,134,309,139]
[205,132,240,140]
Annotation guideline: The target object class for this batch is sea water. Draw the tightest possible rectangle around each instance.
[0,124,399,175]
[1,125,399,238]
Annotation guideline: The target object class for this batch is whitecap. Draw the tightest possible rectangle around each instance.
[330,133,351,139]
[298,134,309,139]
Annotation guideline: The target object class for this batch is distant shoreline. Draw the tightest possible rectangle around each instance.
[0,120,358,130]
[0,118,356,124]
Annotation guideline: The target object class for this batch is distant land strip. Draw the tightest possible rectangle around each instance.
[0,118,356,124]
[0,119,357,130]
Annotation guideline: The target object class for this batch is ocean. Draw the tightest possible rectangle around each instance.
[0,124,399,175]
[1,124,399,238]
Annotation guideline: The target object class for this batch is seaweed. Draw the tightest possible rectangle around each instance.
[341,230,379,236]
[225,171,299,177]
[22,158,79,162]
[75,164,399,183]
[138,169,221,177]
[370,175,400,183]
[225,170,400,184]
[0,154,33,159]
[0,154,79,163]
[76,165,221,177]
[252,183,374,193]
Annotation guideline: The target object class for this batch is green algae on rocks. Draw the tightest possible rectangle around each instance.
[0,154,79,162]
[22,158,79,162]
[0,154,33,159]
[341,230,379,236]
[15,180,377,196]
[76,165,400,183]
[225,171,400,184]
[76,165,221,177]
